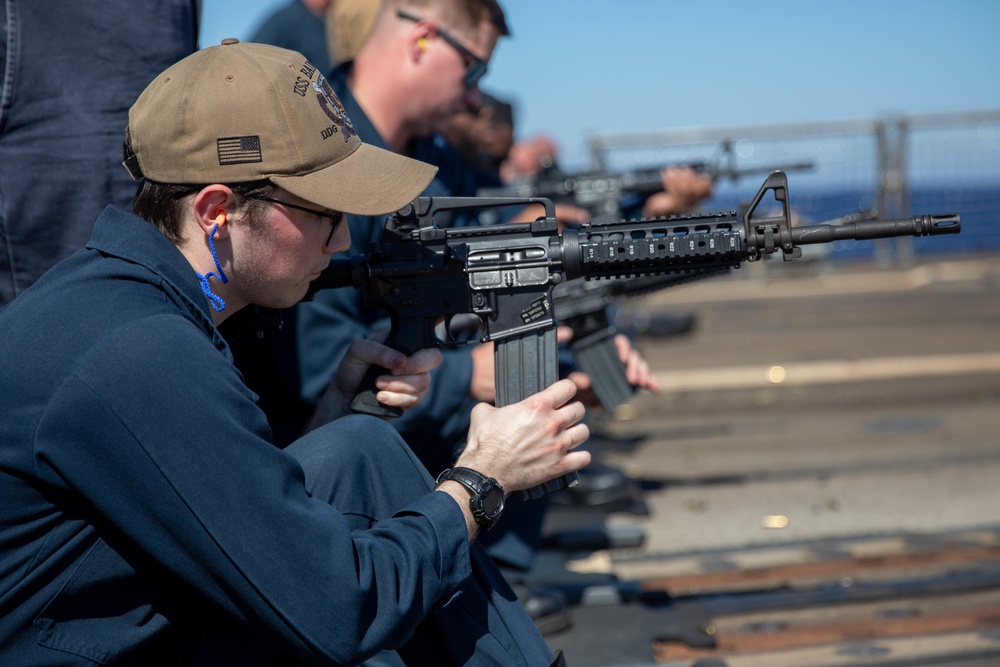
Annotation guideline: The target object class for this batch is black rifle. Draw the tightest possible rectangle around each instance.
[558,207,883,412]
[477,158,815,223]
[309,171,960,498]
[553,268,729,412]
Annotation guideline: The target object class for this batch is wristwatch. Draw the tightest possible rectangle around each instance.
[436,467,505,531]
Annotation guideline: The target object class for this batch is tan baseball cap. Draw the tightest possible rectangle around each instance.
[126,38,435,215]
[327,0,382,67]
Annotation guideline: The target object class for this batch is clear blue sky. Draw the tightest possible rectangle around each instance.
[200,0,1000,169]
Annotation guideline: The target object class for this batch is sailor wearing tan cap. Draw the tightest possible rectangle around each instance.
[0,40,585,666]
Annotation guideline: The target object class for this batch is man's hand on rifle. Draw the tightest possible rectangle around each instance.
[469,329,660,407]
[613,333,661,391]
[457,379,591,495]
[507,202,591,230]
[564,331,660,405]
[642,165,714,218]
[469,341,497,403]
[309,333,443,428]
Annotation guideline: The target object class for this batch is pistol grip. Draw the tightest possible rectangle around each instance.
[348,365,403,418]
[347,318,432,419]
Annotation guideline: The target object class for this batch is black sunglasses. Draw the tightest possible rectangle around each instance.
[246,195,345,246]
[397,9,488,88]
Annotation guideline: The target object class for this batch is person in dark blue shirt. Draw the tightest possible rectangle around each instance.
[250,0,334,73]
[0,39,588,666]
[234,2,669,640]
[0,0,199,307]
[227,2,660,634]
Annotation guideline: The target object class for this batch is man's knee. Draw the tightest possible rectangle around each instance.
[286,415,435,509]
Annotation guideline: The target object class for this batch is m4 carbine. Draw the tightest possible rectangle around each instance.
[310,171,960,499]
[553,268,729,413]
[478,158,815,223]
[555,208,882,413]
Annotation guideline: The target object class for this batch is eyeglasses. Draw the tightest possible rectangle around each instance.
[246,195,345,246]
[397,9,488,88]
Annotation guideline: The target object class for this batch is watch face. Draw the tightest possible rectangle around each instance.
[481,483,504,517]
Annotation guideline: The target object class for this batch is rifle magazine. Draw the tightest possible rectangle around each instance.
[493,327,580,499]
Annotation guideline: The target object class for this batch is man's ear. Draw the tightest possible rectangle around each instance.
[191,185,237,239]
[408,19,434,60]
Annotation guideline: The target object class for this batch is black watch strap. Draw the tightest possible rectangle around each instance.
[436,467,505,530]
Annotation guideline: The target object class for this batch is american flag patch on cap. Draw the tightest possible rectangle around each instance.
[217,136,263,165]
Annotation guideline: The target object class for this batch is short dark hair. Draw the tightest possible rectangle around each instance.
[394,0,510,37]
[131,180,276,243]
[467,0,510,37]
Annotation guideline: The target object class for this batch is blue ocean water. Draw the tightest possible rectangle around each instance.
[705,185,999,262]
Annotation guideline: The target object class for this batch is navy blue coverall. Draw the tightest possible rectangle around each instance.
[0,206,553,666]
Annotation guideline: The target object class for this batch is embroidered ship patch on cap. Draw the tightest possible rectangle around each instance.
[313,76,356,142]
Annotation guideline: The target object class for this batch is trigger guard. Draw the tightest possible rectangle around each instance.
[434,313,484,345]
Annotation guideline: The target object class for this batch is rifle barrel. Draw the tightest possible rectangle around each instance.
[790,214,961,246]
